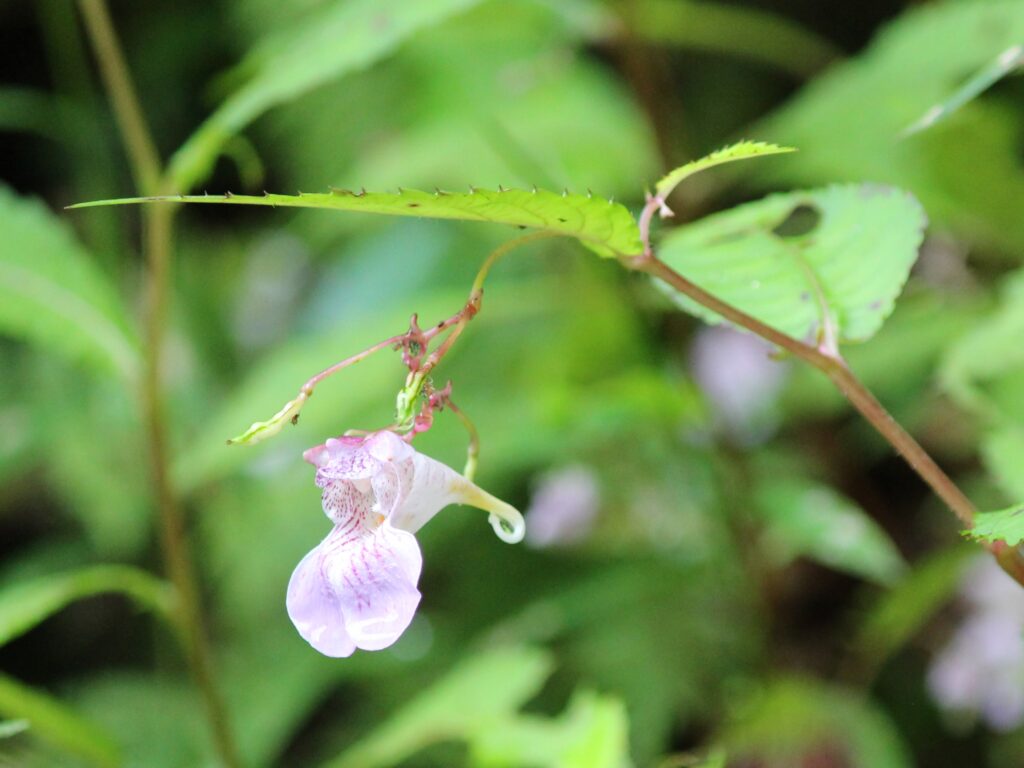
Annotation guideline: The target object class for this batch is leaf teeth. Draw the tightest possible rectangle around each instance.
[68,185,645,258]
[654,140,795,200]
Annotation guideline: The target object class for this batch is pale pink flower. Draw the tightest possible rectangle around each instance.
[928,557,1024,731]
[288,430,523,657]
[690,326,787,444]
[524,465,600,548]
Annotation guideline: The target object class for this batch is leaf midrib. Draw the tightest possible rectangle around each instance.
[772,233,839,344]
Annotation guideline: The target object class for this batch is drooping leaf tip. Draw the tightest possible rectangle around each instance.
[654,140,797,200]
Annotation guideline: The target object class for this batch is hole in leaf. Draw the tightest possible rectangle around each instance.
[772,204,821,238]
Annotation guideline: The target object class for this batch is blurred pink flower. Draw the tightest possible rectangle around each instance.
[927,557,1024,731]
[288,430,523,657]
[690,326,787,443]
[525,465,600,548]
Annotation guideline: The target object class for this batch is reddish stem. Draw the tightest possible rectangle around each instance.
[630,197,1024,587]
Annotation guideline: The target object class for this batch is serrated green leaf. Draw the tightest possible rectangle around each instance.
[70,187,642,258]
[167,0,484,190]
[625,0,840,78]
[903,44,1024,136]
[0,674,120,767]
[755,479,906,586]
[0,566,175,648]
[965,504,1024,546]
[780,289,983,421]
[654,141,795,200]
[658,184,926,345]
[328,646,553,768]
[0,186,139,382]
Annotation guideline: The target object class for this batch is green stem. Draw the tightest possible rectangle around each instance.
[445,398,480,481]
[471,231,561,295]
[403,232,564,405]
[78,3,241,765]
[628,249,1024,587]
[77,0,161,196]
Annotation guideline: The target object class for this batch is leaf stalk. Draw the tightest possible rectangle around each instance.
[630,195,1024,587]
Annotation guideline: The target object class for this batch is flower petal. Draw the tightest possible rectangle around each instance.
[387,452,526,543]
[364,430,414,464]
[288,520,423,655]
[333,523,423,651]
[315,436,379,481]
[286,547,357,658]
[291,429,527,658]
[320,473,376,526]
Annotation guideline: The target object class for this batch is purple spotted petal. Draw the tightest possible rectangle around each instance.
[333,523,422,650]
[308,435,380,481]
[286,521,422,656]
[319,471,376,525]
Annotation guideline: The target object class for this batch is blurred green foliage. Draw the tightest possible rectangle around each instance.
[2,1,1024,766]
